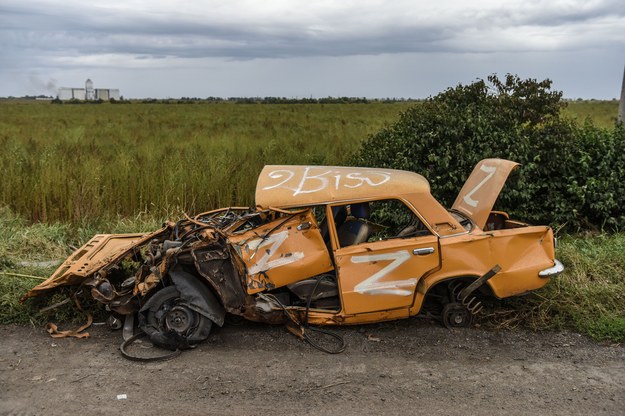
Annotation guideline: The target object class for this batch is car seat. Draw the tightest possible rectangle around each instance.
[337,203,373,247]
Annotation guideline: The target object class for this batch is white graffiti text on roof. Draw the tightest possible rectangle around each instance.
[262,167,392,196]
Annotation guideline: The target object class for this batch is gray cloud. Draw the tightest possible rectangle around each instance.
[3,1,624,61]
[0,1,623,98]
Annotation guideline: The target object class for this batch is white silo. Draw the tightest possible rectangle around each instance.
[85,79,95,100]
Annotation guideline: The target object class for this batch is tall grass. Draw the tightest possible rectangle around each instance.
[563,99,620,128]
[0,100,619,223]
[0,102,412,223]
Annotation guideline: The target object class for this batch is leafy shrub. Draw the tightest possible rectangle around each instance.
[352,74,625,231]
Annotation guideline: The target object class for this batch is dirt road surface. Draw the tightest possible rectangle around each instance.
[1,319,623,416]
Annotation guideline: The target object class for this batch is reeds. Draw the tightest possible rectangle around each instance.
[0,102,411,223]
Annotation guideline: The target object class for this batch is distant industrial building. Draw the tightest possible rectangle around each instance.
[57,79,120,101]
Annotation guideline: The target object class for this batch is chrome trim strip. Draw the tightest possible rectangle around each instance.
[438,229,471,239]
[539,259,564,277]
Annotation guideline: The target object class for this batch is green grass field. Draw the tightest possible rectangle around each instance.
[1,99,623,341]
[0,99,619,224]
[563,99,621,128]
[0,101,413,223]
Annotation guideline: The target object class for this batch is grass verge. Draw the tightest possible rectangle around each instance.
[482,233,625,342]
[1,206,624,341]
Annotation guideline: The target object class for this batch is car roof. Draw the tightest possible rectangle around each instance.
[255,165,431,209]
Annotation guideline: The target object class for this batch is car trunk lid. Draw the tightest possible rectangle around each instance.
[452,158,520,230]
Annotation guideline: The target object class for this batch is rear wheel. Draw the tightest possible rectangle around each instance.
[140,286,213,350]
[441,302,472,329]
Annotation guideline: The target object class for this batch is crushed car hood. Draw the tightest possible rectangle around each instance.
[452,158,520,230]
[20,228,169,301]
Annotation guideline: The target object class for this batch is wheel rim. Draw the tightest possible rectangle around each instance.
[442,302,472,329]
[451,311,465,325]
[164,305,195,333]
[140,284,215,350]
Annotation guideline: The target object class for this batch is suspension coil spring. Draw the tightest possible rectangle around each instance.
[450,281,464,300]
[461,295,483,315]
[450,281,483,315]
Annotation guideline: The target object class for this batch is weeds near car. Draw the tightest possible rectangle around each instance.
[482,234,625,342]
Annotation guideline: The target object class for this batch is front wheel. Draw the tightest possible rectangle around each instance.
[139,286,213,350]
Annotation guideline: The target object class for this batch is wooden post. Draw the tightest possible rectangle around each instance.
[619,64,625,123]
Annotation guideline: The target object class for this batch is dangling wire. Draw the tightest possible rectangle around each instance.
[120,332,181,362]
[301,276,346,354]
[258,284,346,354]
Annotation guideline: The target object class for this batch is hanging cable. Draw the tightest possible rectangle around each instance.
[301,276,346,354]
[258,278,346,354]
[120,332,181,362]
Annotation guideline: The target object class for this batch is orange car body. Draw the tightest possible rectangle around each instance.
[24,159,562,337]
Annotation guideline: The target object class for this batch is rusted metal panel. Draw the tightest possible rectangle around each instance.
[192,243,248,312]
[21,227,170,301]
[305,307,410,326]
[228,210,334,294]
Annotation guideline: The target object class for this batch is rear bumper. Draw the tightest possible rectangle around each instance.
[538,259,564,278]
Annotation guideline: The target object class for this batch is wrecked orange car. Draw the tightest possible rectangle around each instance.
[23,159,562,352]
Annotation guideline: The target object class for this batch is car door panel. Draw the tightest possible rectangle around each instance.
[229,210,334,294]
[335,235,440,315]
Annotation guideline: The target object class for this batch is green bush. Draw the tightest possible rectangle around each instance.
[352,74,625,232]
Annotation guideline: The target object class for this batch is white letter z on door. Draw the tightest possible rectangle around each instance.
[352,250,414,296]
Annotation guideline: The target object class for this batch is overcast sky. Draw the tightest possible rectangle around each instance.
[1,0,624,99]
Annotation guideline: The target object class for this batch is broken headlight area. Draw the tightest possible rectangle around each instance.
[22,209,259,341]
